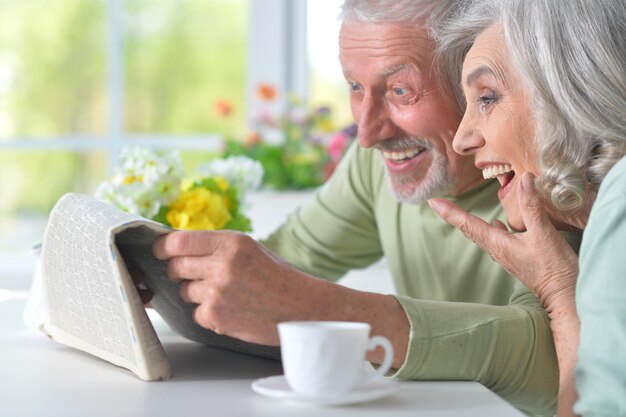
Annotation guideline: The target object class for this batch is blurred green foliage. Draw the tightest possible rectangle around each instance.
[0,0,107,137]
[124,0,248,135]
[0,0,248,218]
[0,151,106,215]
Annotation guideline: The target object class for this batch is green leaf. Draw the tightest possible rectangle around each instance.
[153,205,170,226]
[224,213,252,232]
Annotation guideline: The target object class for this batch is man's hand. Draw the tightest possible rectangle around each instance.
[152,230,410,368]
[152,230,318,345]
[428,173,579,312]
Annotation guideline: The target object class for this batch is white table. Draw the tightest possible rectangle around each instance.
[0,297,525,417]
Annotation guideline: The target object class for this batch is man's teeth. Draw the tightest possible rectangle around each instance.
[482,164,513,180]
[382,148,424,161]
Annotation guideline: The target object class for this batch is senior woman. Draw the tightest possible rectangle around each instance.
[428,0,626,416]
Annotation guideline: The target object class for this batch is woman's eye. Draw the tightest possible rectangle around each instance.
[476,94,500,112]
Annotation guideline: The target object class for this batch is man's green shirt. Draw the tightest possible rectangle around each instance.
[263,143,561,415]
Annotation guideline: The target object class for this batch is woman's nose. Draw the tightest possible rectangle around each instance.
[453,113,485,155]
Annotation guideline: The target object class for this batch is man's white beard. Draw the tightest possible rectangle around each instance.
[384,146,455,205]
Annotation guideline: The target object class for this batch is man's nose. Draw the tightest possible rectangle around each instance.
[356,95,396,148]
[453,113,485,155]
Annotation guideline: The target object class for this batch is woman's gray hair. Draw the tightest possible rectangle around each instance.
[437,0,626,213]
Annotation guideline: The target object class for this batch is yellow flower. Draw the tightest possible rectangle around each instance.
[180,178,195,191]
[166,188,231,230]
[214,176,229,191]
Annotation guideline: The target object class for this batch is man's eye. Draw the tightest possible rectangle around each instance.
[393,87,408,96]
[349,81,361,92]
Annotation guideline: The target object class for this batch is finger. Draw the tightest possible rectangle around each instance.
[179,279,215,305]
[167,256,215,281]
[519,173,554,232]
[153,230,221,260]
[428,198,506,250]
[492,219,509,231]
[192,301,219,332]
[179,280,194,303]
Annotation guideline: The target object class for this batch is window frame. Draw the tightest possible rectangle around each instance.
[0,0,310,282]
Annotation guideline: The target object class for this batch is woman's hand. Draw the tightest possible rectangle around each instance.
[428,173,579,312]
[430,172,581,417]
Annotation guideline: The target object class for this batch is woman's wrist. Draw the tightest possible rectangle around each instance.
[536,262,578,313]
[543,284,577,320]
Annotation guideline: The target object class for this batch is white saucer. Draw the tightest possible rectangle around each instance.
[251,375,397,406]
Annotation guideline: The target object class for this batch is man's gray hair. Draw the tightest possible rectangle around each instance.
[340,0,471,114]
[437,0,626,213]
[339,0,466,28]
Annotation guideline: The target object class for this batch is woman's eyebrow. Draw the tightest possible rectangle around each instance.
[464,65,496,88]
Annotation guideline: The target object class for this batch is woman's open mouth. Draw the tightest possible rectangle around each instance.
[482,164,516,195]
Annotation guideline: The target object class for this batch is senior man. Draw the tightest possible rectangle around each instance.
[153,1,563,414]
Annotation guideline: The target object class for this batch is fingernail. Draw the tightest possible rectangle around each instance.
[428,198,448,213]
[427,199,440,211]
[521,173,535,193]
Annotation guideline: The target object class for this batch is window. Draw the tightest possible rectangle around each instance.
[0,0,249,282]
[307,0,351,126]
[1,0,351,283]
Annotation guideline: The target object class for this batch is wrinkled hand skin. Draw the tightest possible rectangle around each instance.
[152,230,409,368]
[153,231,315,345]
[428,173,579,311]
[429,172,581,417]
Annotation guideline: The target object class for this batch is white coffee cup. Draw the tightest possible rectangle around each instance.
[278,321,394,397]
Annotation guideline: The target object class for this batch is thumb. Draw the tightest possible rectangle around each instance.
[519,173,553,231]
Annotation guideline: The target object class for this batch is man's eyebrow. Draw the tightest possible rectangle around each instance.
[464,65,496,88]
[378,63,413,78]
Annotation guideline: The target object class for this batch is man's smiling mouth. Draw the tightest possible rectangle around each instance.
[381,147,426,162]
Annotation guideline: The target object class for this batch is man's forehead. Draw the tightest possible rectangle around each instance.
[339,22,434,75]
[339,21,432,46]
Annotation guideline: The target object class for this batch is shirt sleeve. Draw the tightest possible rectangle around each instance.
[262,142,560,416]
[261,142,384,280]
[393,285,558,416]
[575,159,626,417]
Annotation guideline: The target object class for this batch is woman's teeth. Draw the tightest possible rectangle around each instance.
[382,148,424,162]
[482,164,513,181]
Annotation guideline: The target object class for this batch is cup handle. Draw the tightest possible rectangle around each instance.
[367,335,394,379]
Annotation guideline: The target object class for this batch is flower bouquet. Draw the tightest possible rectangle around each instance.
[95,147,263,232]
[217,83,357,190]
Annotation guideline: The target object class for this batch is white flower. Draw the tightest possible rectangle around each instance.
[133,190,162,219]
[95,146,184,219]
[154,173,182,204]
[94,181,118,204]
[197,155,264,192]
[116,146,183,185]
[95,146,258,224]
[259,126,285,145]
